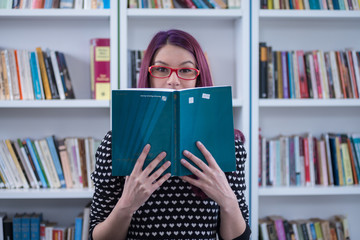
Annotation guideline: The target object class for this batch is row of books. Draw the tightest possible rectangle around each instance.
[0,48,75,101]
[258,132,360,187]
[259,43,360,99]
[1,0,110,9]
[127,49,144,89]
[0,203,91,240]
[128,0,241,9]
[260,0,360,10]
[259,215,350,240]
[0,136,100,189]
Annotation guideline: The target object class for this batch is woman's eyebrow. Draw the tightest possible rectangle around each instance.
[153,60,196,66]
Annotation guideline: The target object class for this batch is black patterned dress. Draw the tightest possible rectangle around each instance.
[89,131,251,240]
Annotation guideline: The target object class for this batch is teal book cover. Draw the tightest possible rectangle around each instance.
[112,86,236,176]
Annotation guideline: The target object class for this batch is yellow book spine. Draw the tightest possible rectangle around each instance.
[299,0,304,9]
[36,47,52,100]
[268,0,273,9]
[340,142,354,185]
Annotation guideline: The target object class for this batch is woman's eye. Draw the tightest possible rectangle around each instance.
[155,67,168,73]
[179,68,191,73]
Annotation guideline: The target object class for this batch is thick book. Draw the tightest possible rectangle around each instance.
[90,38,110,100]
[112,86,236,176]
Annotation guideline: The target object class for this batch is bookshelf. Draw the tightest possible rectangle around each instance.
[0,5,116,226]
[251,2,360,239]
[0,0,251,232]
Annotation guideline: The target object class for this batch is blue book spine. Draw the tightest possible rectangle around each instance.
[309,0,320,9]
[25,139,48,188]
[281,52,289,99]
[352,137,360,177]
[332,0,340,9]
[13,214,22,240]
[74,217,83,240]
[46,136,66,188]
[103,0,110,8]
[44,0,53,8]
[29,52,42,100]
[338,0,345,9]
[192,0,208,8]
[30,214,42,240]
[21,215,31,240]
[287,52,294,99]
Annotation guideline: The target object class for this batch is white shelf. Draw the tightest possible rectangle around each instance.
[0,100,110,108]
[127,8,242,18]
[259,186,360,196]
[0,9,110,18]
[232,98,242,107]
[0,188,94,199]
[259,99,360,107]
[259,9,360,19]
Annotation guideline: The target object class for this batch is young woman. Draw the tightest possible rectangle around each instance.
[89,29,251,240]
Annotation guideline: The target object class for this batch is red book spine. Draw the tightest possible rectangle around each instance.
[303,137,311,186]
[346,50,359,98]
[90,38,111,100]
[312,51,323,99]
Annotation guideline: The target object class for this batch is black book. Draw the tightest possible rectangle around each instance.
[259,42,268,98]
[43,50,60,99]
[56,51,75,99]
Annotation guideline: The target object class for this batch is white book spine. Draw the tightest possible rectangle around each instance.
[7,50,21,100]
[4,50,14,100]
[35,140,54,188]
[0,141,22,188]
[20,145,40,189]
[22,50,35,100]
[329,51,343,99]
[318,51,329,99]
[352,50,360,98]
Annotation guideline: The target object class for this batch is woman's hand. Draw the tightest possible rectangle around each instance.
[119,144,172,213]
[180,141,237,207]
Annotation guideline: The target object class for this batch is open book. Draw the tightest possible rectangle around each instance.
[112,86,236,176]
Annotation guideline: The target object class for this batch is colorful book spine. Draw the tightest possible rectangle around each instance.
[25,139,48,188]
[29,52,43,100]
[46,136,66,188]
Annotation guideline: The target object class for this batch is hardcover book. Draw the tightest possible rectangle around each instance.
[90,38,110,100]
[112,86,236,176]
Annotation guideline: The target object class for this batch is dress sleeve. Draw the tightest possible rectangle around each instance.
[219,139,252,240]
[89,131,125,238]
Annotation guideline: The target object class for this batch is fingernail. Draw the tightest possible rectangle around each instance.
[183,150,189,156]
[181,159,186,164]
[161,152,167,157]
[197,141,202,146]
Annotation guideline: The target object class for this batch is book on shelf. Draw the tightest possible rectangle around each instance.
[0,136,100,189]
[127,0,240,9]
[0,47,75,101]
[261,0,359,9]
[260,215,352,240]
[258,132,360,187]
[112,86,237,176]
[259,44,360,99]
[90,38,110,100]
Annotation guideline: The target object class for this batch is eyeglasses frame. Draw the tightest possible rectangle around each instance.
[148,65,200,80]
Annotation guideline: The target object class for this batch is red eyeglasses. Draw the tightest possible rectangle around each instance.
[148,65,200,80]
